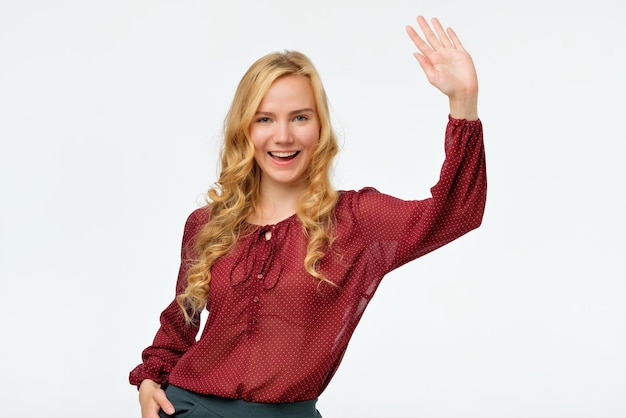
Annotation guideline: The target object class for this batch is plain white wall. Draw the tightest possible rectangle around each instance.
[1,0,624,417]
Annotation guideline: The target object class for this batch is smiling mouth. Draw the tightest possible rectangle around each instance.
[269,151,299,161]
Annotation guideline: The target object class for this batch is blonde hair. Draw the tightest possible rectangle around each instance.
[177,51,339,322]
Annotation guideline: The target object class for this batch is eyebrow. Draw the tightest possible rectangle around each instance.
[254,108,315,116]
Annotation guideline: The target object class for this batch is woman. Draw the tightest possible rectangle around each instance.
[130,15,486,418]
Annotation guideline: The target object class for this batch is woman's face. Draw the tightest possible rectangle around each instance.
[249,75,320,194]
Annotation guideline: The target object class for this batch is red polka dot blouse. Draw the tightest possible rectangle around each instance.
[129,116,487,403]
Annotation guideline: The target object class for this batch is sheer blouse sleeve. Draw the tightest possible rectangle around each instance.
[128,207,209,387]
[345,116,487,274]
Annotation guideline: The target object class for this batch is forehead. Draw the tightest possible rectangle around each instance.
[257,75,315,110]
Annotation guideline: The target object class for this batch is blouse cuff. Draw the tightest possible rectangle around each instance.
[128,362,171,388]
[448,114,481,125]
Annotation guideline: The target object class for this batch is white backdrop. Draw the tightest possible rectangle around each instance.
[1,0,625,417]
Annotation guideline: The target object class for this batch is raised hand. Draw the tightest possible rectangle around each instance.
[406,16,479,120]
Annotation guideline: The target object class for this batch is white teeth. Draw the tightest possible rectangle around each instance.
[270,151,297,158]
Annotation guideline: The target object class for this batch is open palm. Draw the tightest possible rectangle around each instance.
[406,16,478,100]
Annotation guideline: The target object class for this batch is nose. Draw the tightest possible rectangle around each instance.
[274,121,293,144]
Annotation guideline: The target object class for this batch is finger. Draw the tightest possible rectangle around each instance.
[416,15,443,50]
[140,401,164,418]
[430,17,452,48]
[405,25,433,57]
[446,27,466,51]
[153,389,175,416]
[142,409,162,418]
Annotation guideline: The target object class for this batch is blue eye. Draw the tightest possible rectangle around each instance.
[257,117,270,123]
[294,115,308,122]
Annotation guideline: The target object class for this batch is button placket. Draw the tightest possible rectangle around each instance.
[248,277,262,335]
[247,227,274,335]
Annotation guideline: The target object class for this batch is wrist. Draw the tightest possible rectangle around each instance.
[448,94,478,121]
[139,379,161,392]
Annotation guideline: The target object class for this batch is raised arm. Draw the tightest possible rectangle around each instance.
[406,16,479,120]
[339,16,486,276]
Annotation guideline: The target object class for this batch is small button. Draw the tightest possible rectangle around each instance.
[257,274,263,280]
[253,296,259,303]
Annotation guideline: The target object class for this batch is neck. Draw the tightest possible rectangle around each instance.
[248,182,306,226]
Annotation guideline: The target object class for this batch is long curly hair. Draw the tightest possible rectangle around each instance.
[177,51,340,323]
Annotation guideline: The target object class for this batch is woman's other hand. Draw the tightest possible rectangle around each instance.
[138,380,175,418]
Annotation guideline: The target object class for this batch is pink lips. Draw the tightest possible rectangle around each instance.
[269,151,299,164]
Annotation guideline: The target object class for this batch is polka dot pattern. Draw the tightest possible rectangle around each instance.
[129,116,487,403]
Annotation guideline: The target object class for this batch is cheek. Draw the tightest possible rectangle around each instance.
[248,127,265,151]
[302,125,320,149]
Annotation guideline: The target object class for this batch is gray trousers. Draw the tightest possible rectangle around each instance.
[159,385,322,418]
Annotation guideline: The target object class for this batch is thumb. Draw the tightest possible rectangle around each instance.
[413,53,436,82]
[153,388,175,416]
